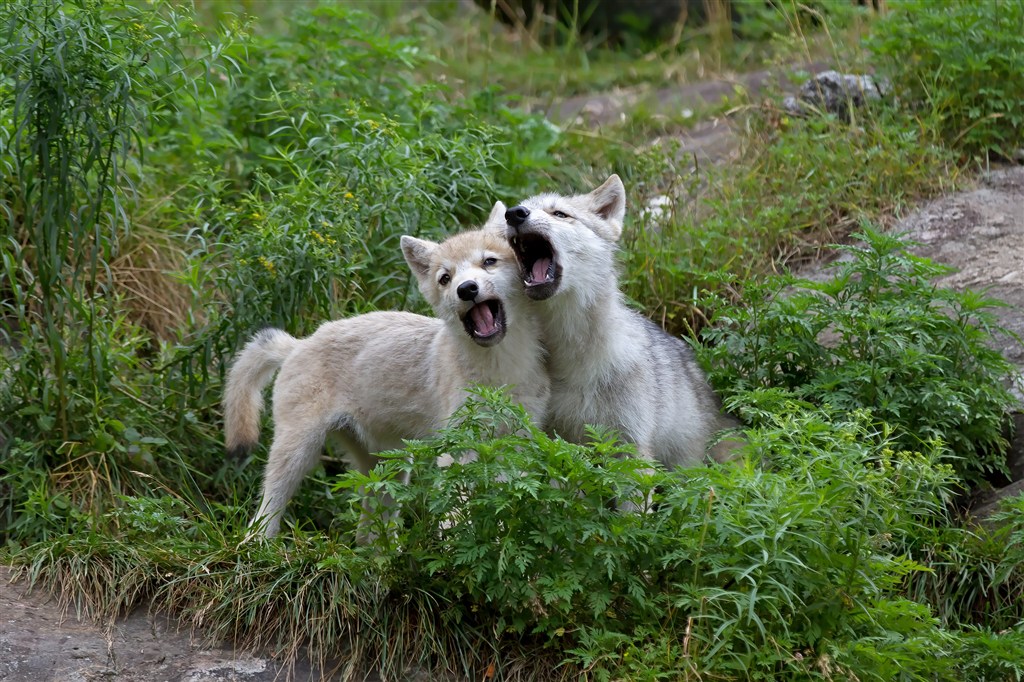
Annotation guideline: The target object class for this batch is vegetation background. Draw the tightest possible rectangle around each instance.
[1,0,1023,679]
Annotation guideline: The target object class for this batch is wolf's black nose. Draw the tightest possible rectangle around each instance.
[505,205,530,227]
[457,281,479,301]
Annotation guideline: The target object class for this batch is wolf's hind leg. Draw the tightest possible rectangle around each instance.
[250,425,325,539]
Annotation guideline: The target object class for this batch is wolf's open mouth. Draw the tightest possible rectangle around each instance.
[509,232,561,300]
[462,299,506,347]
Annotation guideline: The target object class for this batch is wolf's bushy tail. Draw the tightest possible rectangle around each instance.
[223,328,297,458]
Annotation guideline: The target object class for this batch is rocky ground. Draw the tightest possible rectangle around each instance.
[3,72,1023,682]
[900,166,1024,513]
[0,565,330,682]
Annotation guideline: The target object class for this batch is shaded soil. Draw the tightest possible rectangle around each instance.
[0,567,327,682]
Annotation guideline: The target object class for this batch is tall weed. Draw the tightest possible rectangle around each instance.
[868,0,1024,158]
[0,0,225,540]
[160,6,563,395]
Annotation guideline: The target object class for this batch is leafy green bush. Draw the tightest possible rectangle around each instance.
[700,228,1018,484]
[17,391,1023,680]
[868,0,1024,158]
[159,5,563,388]
[372,392,963,680]
[0,1,565,544]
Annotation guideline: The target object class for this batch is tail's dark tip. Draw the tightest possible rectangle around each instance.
[227,444,253,461]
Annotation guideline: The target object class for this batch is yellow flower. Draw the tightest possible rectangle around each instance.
[310,229,337,246]
[257,256,276,275]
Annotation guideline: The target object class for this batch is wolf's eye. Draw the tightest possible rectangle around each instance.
[552,210,570,219]
[482,256,497,267]
[438,273,451,286]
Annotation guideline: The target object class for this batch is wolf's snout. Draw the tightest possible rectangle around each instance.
[457,281,479,301]
[505,205,530,227]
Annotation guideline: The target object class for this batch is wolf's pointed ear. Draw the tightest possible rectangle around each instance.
[586,174,626,240]
[585,175,622,241]
[400,235,437,285]
[482,200,508,232]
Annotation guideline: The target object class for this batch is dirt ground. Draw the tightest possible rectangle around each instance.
[2,76,1023,681]
[0,567,331,682]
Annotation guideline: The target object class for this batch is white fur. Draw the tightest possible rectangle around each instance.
[506,176,738,468]
[223,204,549,538]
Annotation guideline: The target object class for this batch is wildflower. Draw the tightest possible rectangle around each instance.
[257,256,276,275]
[310,228,337,246]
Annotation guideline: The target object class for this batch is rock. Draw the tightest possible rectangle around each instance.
[782,70,889,119]
[898,167,1024,371]
[797,166,1024,511]
[971,479,1024,520]
[641,195,673,222]
[0,567,334,682]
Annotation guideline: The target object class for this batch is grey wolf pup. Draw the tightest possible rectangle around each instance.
[504,175,738,469]
[223,204,550,538]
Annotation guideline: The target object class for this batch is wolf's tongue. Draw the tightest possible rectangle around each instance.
[471,304,497,336]
[531,257,552,283]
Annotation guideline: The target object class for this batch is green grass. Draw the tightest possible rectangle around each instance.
[611,104,959,337]
[868,0,1024,159]
[9,392,1024,680]
[384,0,872,101]
[3,0,1023,679]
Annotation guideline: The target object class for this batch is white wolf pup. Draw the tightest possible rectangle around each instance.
[223,204,549,538]
[504,175,738,468]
